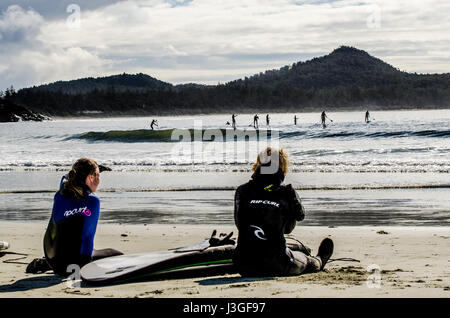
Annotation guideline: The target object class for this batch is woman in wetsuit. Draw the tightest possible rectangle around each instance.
[233,147,334,277]
[27,158,122,276]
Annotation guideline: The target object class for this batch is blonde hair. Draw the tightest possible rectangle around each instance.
[252,147,289,176]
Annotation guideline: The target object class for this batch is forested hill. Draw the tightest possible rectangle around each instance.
[31,73,174,94]
[235,46,402,89]
[5,46,450,117]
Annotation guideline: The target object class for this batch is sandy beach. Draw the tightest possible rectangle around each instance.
[0,221,449,298]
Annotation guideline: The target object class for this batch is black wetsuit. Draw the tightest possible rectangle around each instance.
[233,165,320,276]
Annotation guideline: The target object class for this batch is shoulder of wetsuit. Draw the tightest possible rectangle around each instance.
[235,182,252,198]
[282,184,305,221]
[86,193,100,214]
[275,183,293,195]
[87,192,100,202]
[285,184,302,202]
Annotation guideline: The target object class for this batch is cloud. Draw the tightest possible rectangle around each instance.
[0,5,43,42]
[0,5,109,89]
[1,0,450,89]
[0,1,129,19]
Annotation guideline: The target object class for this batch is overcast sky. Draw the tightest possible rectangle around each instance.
[1,0,449,89]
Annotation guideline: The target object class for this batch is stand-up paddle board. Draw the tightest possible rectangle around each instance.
[81,238,235,285]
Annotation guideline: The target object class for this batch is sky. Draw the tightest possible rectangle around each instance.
[0,0,449,90]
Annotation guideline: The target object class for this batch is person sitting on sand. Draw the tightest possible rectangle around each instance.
[26,158,123,276]
[233,147,334,277]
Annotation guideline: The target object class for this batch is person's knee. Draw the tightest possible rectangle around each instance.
[101,248,123,257]
[289,250,308,274]
[92,248,123,260]
[305,256,322,273]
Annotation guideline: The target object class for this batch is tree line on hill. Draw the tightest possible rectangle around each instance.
[2,46,450,118]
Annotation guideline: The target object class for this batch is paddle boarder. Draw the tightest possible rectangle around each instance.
[365,110,370,123]
[321,111,333,128]
[253,114,259,129]
[232,114,237,130]
[150,119,158,130]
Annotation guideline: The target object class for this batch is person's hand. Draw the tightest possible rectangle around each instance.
[209,230,236,246]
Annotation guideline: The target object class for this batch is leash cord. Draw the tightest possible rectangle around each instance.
[1,251,29,264]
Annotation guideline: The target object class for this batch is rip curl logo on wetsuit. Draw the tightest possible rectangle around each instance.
[249,200,280,208]
[64,207,92,217]
[250,225,268,241]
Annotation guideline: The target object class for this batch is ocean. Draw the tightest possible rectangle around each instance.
[0,109,449,226]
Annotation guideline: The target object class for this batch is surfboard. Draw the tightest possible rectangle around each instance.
[80,240,235,285]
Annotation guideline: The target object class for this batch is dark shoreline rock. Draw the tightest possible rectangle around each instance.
[0,99,51,122]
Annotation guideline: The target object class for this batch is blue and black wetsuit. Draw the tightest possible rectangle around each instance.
[52,176,100,256]
[44,177,121,276]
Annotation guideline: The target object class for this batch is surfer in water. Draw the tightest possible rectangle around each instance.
[253,114,259,129]
[233,147,334,277]
[365,110,370,123]
[294,115,298,125]
[321,111,333,128]
[26,158,123,276]
[150,119,158,130]
[266,114,270,126]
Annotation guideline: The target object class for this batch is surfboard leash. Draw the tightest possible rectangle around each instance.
[0,251,29,264]
[328,258,360,263]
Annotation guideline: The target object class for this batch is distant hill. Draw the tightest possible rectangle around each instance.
[6,46,450,116]
[28,73,214,95]
[30,73,173,94]
[236,46,402,89]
